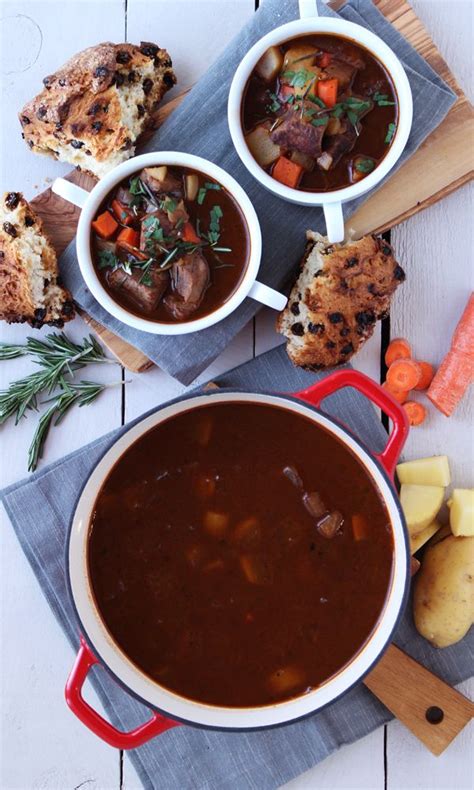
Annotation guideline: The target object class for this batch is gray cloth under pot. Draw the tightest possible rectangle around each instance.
[2,345,473,790]
[60,0,456,385]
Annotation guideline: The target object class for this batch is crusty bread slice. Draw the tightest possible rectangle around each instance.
[277,231,405,369]
[0,192,74,327]
[19,41,175,179]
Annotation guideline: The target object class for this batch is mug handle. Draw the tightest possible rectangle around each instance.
[248,280,288,311]
[299,0,319,18]
[52,177,89,208]
[323,202,345,243]
[293,369,409,478]
[66,637,181,749]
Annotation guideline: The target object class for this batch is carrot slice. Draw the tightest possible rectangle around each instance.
[386,359,421,391]
[385,337,412,367]
[352,514,369,541]
[182,221,201,245]
[117,227,140,248]
[91,210,118,240]
[382,381,410,404]
[319,52,332,68]
[427,293,474,416]
[403,400,427,426]
[272,156,303,188]
[317,78,338,107]
[116,241,148,260]
[413,361,435,390]
[111,199,133,226]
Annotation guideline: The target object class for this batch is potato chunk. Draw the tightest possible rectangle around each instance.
[413,534,474,647]
[396,455,451,487]
[268,665,306,696]
[410,520,442,554]
[283,44,317,70]
[448,489,474,536]
[255,46,284,82]
[245,124,281,168]
[400,483,445,538]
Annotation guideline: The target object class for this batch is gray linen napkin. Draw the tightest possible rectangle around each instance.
[2,345,473,790]
[60,0,456,385]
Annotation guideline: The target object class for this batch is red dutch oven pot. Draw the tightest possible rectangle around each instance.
[66,370,409,748]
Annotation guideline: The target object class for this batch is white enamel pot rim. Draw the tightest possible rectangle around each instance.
[52,151,287,335]
[68,386,410,732]
[227,11,413,241]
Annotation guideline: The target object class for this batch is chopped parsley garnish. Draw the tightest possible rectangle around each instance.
[311,117,328,127]
[385,122,396,144]
[162,196,178,214]
[307,94,326,108]
[267,91,281,113]
[373,92,396,106]
[97,249,119,270]
[355,158,376,174]
[129,176,146,196]
[282,68,316,89]
[197,181,222,205]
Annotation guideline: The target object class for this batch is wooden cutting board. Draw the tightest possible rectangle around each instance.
[31,0,474,372]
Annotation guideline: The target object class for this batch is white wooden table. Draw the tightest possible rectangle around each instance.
[0,1,472,787]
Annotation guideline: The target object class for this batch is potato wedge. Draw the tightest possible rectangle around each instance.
[448,489,474,536]
[400,483,445,537]
[283,44,317,70]
[245,124,281,168]
[413,534,474,647]
[410,520,442,554]
[255,46,284,82]
[396,455,451,487]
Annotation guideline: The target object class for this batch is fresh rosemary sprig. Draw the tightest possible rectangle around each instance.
[27,379,122,472]
[0,333,115,425]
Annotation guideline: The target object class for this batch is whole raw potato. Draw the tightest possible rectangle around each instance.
[413,534,474,648]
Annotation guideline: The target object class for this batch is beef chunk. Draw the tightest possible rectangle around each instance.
[271,110,327,158]
[317,123,357,171]
[116,186,133,206]
[164,250,210,320]
[140,167,183,198]
[139,209,175,253]
[322,59,358,91]
[108,266,168,313]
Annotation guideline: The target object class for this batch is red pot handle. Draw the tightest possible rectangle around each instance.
[65,637,181,749]
[294,370,409,478]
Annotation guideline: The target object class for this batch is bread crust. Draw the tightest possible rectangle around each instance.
[0,192,75,327]
[277,232,405,369]
[19,42,176,178]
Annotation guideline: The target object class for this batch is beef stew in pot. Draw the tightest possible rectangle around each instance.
[88,401,394,708]
[90,166,250,322]
[242,34,398,192]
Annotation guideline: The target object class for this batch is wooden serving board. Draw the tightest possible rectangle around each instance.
[31,0,474,372]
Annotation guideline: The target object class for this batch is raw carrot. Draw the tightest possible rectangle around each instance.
[319,52,332,68]
[385,337,411,367]
[427,293,474,416]
[117,227,140,248]
[182,221,201,245]
[91,210,118,240]
[403,400,427,426]
[382,381,410,404]
[386,358,421,391]
[413,360,434,390]
[111,199,133,226]
[317,78,338,107]
[272,156,303,189]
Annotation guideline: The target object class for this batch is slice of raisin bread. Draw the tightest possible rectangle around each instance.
[277,231,405,369]
[0,192,75,327]
[19,42,176,179]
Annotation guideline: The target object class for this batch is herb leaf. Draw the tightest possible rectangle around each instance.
[355,157,376,174]
[385,122,396,144]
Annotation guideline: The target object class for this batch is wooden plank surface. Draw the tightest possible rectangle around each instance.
[0,1,472,789]
[25,0,474,372]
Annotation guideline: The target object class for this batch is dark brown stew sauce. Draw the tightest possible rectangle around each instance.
[90,166,249,323]
[88,402,394,707]
[242,34,398,192]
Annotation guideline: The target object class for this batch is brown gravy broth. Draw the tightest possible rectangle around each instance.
[88,401,394,707]
[242,34,398,192]
[90,166,250,323]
